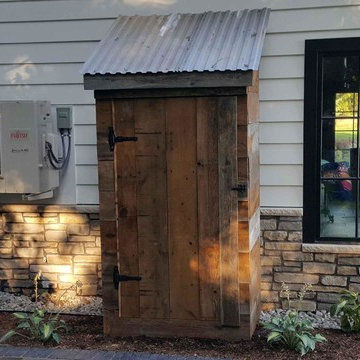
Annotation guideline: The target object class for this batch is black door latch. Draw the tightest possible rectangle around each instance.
[232,184,247,193]
[108,127,138,152]
[232,182,248,198]
[113,266,142,289]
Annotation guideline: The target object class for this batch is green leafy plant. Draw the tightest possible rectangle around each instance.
[0,309,68,344]
[262,283,326,356]
[330,289,360,333]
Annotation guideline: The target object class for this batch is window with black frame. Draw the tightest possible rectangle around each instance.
[304,38,360,243]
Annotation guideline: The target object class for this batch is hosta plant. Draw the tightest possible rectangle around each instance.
[262,283,326,356]
[263,310,326,356]
[330,289,360,333]
[0,309,68,344]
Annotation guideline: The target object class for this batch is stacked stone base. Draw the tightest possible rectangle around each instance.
[261,208,360,311]
[2,204,359,311]
[0,205,101,298]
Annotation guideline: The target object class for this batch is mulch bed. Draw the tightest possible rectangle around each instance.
[0,312,360,359]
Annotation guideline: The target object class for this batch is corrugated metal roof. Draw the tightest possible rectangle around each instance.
[81,8,270,75]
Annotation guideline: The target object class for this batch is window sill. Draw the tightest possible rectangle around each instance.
[302,243,360,254]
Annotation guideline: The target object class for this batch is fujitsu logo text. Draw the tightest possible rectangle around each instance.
[10,130,28,141]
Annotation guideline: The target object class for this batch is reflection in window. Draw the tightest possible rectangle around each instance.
[320,56,360,239]
[320,180,356,238]
[334,93,358,165]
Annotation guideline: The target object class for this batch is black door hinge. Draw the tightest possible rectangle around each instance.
[113,266,142,290]
[108,127,138,152]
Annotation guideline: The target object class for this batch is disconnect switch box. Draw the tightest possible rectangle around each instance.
[56,107,72,131]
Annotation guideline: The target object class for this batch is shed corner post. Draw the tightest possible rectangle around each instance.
[238,70,261,339]
[94,96,119,335]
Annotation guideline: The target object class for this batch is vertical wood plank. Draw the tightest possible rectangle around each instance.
[166,97,200,320]
[246,76,261,337]
[114,99,139,318]
[95,99,118,332]
[101,220,118,334]
[248,125,260,219]
[96,99,114,162]
[135,99,170,319]
[218,96,240,327]
[196,98,220,320]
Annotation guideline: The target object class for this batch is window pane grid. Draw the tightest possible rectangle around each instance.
[320,55,360,239]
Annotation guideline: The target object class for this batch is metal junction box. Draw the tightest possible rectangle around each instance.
[0,101,59,194]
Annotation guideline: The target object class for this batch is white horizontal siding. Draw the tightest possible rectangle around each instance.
[0,42,98,64]
[267,6,360,33]
[0,85,94,105]
[263,29,360,56]
[260,144,303,165]
[261,186,303,207]
[0,63,83,85]
[72,105,96,125]
[260,123,303,144]
[76,186,99,205]
[76,166,98,185]
[1,0,360,206]
[0,20,112,44]
[1,5,356,46]
[1,0,359,22]
[75,146,98,165]
[260,56,304,79]
[260,101,303,122]
[260,79,304,101]
[74,125,97,145]
[260,165,303,186]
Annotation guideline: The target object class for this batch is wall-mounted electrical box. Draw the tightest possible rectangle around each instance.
[0,101,59,194]
[56,107,72,131]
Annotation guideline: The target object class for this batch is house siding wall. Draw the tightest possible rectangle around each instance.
[1,0,360,206]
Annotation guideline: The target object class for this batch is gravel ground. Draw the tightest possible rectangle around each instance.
[260,309,341,329]
[0,291,102,315]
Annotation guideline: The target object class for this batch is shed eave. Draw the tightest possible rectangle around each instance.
[83,70,253,91]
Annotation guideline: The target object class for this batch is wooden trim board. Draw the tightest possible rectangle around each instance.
[94,87,246,99]
[85,70,253,90]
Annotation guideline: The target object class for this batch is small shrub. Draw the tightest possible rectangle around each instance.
[262,283,326,356]
[330,289,360,333]
[0,309,68,344]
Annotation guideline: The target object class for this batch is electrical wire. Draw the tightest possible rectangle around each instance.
[45,129,71,171]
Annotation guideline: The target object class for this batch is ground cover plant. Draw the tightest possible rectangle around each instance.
[0,273,71,345]
[0,309,68,344]
[262,283,326,356]
[330,289,360,333]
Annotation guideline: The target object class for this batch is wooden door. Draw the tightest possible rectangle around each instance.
[111,96,240,339]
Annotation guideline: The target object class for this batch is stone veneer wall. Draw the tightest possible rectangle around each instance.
[260,208,360,311]
[3,204,359,312]
[0,205,101,297]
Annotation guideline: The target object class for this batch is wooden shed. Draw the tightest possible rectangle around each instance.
[82,8,270,340]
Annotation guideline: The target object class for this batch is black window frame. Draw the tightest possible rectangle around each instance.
[304,37,360,243]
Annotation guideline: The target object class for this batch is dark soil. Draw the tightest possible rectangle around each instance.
[1,312,360,359]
